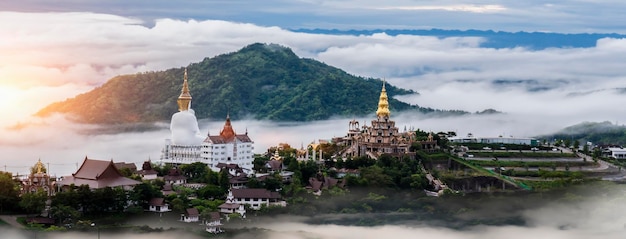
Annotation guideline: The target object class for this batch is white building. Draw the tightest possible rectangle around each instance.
[160,69,254,172]
[201,115,254,172]
[605,147,626,159]
[230,188,285,210]
[148,198,170,213]
[449,134,538,146]
[182,208,200,223]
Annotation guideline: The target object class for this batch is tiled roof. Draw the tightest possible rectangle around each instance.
[209,212,221,221]
[73,158,115,180]
[149,198,165,206]
[235,134,252,143]
[186,208,199,216]
[218,203,240,209]
[164,175,187,181]
[58,157,140,188]
[138,169,158,175]
[229,175,249,184]
[232,188,281,199]
[267,160,282,170]
[114,162,137,171]
[205,134,252,144]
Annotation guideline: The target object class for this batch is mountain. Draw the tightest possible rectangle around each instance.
[37,43,456,124]
[293,28,626,50]
[539,121,626,145]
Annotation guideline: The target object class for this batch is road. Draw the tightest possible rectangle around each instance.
[0,215,25,229]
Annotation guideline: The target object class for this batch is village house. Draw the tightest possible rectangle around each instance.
[137,161,158,180]
[148,198,170,213]
[164,168,187,185]
[229,175,249,189]
[181,208,200,222]
[216,163,246,176]
[218,189,246,217]
[205,212,223,234]
[230,188,285,210]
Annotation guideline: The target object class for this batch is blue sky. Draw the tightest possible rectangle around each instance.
[2,0,626,33]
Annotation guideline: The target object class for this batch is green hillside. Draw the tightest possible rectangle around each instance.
[540,121,626,146]
[37,43,452,124]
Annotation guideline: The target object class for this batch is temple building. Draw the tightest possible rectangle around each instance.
[160,69,206,165]
[336,82,414,159]
[201,115,254,172]
[160,69,255,172]
[21,159,56,196]
[57,157,140,190]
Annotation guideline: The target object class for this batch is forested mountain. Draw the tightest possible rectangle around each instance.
[540,121,626,146]
[37,43,452,124]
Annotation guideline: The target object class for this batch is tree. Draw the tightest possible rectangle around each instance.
[0,171,20,213]
[50,204,80,226]
[181,162,209,183]
[197,185,225,199]
[253,156,269,172]
[360,165,394,187]
[218,169,230,190]
[593,147,602,159]
[20,189,47,217]
[131,183,163,208]
[564,139,571,148]
[170,198,186,213]
[573,140,580,151]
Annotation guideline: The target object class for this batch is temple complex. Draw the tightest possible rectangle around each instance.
[160,69,254,172]
[21,159,55,196]
[336,81,415,159]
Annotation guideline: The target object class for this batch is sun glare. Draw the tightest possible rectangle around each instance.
[0,85,25,127]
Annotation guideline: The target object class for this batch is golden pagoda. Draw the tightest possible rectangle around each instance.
[334,80,415,159]
[177,68,192,111]
[376,81,390,118]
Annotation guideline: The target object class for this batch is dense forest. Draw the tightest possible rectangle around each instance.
[36,43,461,124]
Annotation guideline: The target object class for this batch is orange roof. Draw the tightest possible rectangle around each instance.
[219,115,236,141]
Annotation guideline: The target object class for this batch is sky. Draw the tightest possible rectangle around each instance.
[1,2,626,174]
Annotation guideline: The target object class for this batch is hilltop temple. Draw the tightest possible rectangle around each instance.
[160,69,254,171]
[160,69,205,165]
[336,81,415,159]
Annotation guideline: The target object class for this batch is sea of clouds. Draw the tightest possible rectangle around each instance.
[4,187,626,239]
[1,11,626,176]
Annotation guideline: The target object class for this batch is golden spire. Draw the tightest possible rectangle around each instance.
[177,68,192,111]
[376,80,390,118]
[33,158,46,175]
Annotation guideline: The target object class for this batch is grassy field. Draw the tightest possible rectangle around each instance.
[468,151,577,158]
[466,160,595,168]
